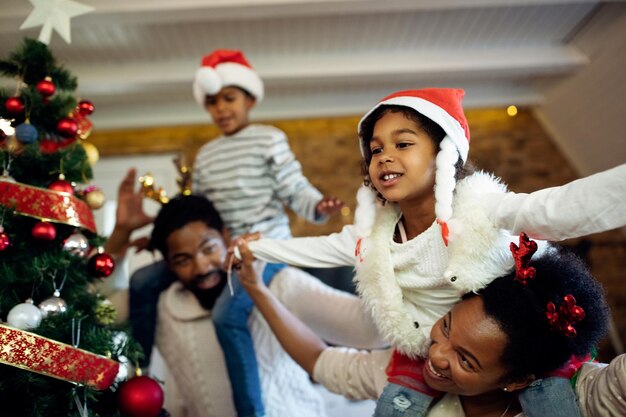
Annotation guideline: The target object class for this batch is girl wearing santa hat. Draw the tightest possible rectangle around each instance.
[238,88,626,416]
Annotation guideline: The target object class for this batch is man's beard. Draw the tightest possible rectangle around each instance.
[186,269,228,310]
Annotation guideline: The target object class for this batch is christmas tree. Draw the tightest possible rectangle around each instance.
[0,38,163,417]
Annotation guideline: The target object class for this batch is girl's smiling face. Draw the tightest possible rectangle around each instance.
[367,111,438,206]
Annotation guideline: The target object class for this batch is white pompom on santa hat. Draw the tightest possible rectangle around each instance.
[192,49,264,106]
[357,88,471,245]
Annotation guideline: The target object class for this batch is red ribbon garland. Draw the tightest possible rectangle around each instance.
[0,179,96,233]
[0,324,119,390]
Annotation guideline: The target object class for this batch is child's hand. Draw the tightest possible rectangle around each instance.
[115,168,155,233]
[105,169,155,257]
[233,239,263,291]
[225,232,261,270]
[316,196,345,216]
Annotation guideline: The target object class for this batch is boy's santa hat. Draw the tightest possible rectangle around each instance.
[192,49,264,106]
[357,88,470,245]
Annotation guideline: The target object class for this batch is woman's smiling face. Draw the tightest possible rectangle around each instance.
[424,296,513,396]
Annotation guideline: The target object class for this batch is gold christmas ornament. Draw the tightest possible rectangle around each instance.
[82,141,99,166]
[95,299,117,326]
[85,188,106,210]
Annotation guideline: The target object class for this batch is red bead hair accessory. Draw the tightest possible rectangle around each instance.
[509,232,538,286]
[546,295,586,338]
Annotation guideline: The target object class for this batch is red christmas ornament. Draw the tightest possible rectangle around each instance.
[77,100,95,116]
[5,97,25,115]
[0,226,10,251]
[48,175,74,195]
[36,78,56,98]
[117,375,164,417]
[39,136,75,154]
[56,117,79,139]
[32,221,56,241]
[88,250,115,278]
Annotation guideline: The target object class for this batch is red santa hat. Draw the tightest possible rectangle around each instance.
[192,49,264,106]
[357,88,470,245]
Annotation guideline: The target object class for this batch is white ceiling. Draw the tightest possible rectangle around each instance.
[1,0,625,174]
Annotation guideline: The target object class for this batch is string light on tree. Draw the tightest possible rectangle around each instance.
[0,118,15,137]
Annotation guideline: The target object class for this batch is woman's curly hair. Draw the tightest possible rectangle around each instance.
[467,247,610,384]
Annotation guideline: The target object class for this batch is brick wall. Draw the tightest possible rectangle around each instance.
[90,108,626,358]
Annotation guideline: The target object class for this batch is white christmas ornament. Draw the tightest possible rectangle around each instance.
[7,298,42,330]
[20,0,94,45]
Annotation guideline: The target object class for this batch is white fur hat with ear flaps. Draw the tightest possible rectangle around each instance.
[192,49,264,106]
[356,88,470,245]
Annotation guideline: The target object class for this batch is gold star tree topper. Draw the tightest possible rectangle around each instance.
[20,0,94,45]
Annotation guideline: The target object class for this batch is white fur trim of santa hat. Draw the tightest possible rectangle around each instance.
[357,88,471,245]
[192,49,264,106]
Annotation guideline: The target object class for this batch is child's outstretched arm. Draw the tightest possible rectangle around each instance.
[247,224,358,268]
[235,239,327,375]
[484,163,626,241]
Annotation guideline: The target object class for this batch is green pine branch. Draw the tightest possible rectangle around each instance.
[0,38,77,90]
[0,38,146,417]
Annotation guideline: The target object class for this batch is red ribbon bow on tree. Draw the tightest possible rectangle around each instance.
[546,295,586,337]
[509,232,538,286]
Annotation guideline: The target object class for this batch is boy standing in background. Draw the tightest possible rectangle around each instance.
[130,49,343,417]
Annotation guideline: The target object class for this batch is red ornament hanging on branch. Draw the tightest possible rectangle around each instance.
[0,226,10,251]
[56,117,79,139]
[32,221,56,241]
[36,77,56,98]
[72,100,95,139]
[88,247,115,278]
[48,174,74,195]
[117,375,164,417]
[5,97,25,115]
[77,100,95,116]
